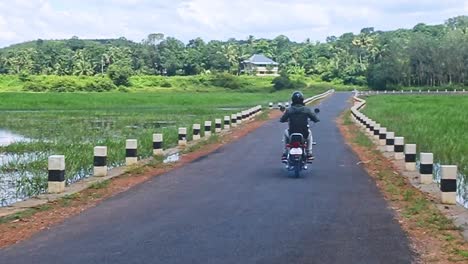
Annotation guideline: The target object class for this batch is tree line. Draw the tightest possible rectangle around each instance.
[0,16,467,89]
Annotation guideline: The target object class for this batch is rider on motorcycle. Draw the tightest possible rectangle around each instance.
[280,91,320,162]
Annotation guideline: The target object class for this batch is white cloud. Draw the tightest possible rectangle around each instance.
[0,0,466,47]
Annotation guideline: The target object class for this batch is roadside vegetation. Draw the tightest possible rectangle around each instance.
[0,73,355,93]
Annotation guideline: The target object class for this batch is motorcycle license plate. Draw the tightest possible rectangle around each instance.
[290,148,303,155]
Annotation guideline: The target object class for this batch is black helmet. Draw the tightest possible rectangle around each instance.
[291,91,304,105]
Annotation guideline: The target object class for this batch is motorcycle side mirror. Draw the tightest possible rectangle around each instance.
[280,106,286,112]
[314,108,320,114]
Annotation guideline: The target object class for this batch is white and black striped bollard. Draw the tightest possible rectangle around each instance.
[278,103,282,109]
[440,165,457,204]
[215,119,222,133]
[385,132,395,152]
[240,111,246,121]
[94,146,107,177]
[419,153,433,184]
[378,127,387,146]
[126,139,138,166]
[153,134,163,155]
[237,112,242,124]
[231,114,238,127]
[404,144,416,171]
[48,155,65,193]
[373,123,381,141]
[269,102,273,109]
[192,124,201,141]
[204,121,212,138]
[178,128,187,146]
[394,137,404,160]
[224,116,230,130]
[285,102,289,108]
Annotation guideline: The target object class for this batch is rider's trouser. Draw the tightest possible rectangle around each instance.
[283,129,313,154]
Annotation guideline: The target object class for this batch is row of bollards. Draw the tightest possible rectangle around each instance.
[359,89,467,96]
[47,105,263,194]
[351,98,458,205]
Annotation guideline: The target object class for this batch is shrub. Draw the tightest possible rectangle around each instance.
[50,78,78,92]
[160,81,172,88]
[18,72,31,82]
[211,73,242,89]
[108,62,133,86]
[272,73,307,91]
[88,78,117,92]
[22,81,47,92]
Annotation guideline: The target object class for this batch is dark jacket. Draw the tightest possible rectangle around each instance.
[280,104,320,136]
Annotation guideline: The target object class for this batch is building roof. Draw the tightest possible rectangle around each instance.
[244,54,278,65]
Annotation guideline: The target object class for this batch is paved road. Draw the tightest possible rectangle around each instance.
[0,93,413,264]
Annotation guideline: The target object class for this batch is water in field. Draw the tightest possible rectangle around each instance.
[417,161,468,209]
[0,129,28,147]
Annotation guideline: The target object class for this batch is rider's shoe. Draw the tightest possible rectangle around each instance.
[307,153,315,163]
[281,153,287,164]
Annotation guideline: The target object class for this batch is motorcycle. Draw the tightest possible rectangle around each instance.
[281,108,320,178]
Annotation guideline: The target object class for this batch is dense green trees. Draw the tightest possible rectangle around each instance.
[0,16,467,89]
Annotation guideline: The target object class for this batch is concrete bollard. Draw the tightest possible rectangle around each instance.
[125,139,138,166]
[269,102,273,109]
[237,112,242,124]
[153,134,163,155]
[224,116,230,130]
[192,124,201,140]
[178,128,187,146]
[367,121,375,136]
[215,119,222,133]
[440,165,457,204]
[378,127,387,146]
[373,123,381,141]
[231,114,238,127]
[241,111,247,121]
[204,121,212,138]
[404,144,416,171]
[419,153,433,184]
[394,137,404,160]
[48,155,65,193]
[385,132,395,152]
[94,146,107,177]
[285,102,289,108]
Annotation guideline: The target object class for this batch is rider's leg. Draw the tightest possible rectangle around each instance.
[282,129,289,160]
[307,129,314,160]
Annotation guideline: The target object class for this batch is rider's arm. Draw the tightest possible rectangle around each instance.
[306,108,320,123]
[279,109,289,123]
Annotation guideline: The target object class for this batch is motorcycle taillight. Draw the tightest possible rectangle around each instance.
[291,142,301,148]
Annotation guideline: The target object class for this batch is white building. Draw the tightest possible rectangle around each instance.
[242,54,279,76]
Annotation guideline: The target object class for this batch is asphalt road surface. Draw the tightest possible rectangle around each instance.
[0,93,413,264]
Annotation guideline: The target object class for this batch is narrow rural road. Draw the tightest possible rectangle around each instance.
[0,93,413,264]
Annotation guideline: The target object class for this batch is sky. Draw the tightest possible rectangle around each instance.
[0,0,467,47]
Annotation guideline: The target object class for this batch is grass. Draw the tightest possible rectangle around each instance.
[363,95,468,177]
[89,180,110,190]
[0,204,51,224]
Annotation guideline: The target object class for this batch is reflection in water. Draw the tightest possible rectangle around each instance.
[0,129,27,146]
